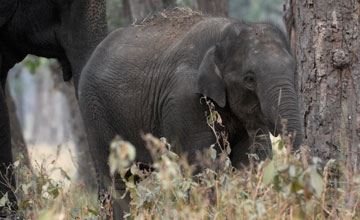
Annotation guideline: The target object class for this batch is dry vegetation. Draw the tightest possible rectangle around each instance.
[1,101,360,219]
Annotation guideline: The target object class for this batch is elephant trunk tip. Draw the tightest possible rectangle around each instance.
[276,118,304,152]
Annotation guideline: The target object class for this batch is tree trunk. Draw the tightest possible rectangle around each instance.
[283,1,360,210]
[193,0,229,17]
[285,0,360,182]
[162,0,176,8]
[5,83,30,168]
[50,63,97,190]
[122,0,133,26]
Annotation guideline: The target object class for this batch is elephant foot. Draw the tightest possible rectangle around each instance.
[99,186,130,220]
[112,195,130,220]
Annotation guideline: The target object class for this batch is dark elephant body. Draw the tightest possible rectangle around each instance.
[0,0,107,216]
[79,12,303,215]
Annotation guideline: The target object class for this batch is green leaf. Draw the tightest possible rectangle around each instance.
[18,199,30,210]
[226,145,231,155]
[256,202,266,216]
[289,165,296,177]
[208,111,218,124]
[87,207,99,216]
[23,56,41,74]
[48,187,59,198]
[263,160,275,186]
[210,145,217,161]
[290,181,302,193]
[310,168,323,198]
[13,160,20,168]
[0,192,8,206]
[277,140,284,150]
[277,165,289,172]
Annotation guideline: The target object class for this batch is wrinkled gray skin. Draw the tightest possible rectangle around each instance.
[0,0,107,216]
[79,15,303,217]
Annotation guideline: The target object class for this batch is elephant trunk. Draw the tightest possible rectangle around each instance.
[261,83,303,151]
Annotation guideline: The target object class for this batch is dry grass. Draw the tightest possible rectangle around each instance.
[1,105,360,219]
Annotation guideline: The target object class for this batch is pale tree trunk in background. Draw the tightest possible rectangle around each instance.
[193,0,229,17]
[284,1,360,209]
[283,0,296,57]
[127,0,177,22]
[50,63,97,190]
[5,83,30,168]
[162,0,176,8]
[121,0,133,25]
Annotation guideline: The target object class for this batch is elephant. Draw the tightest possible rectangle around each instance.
[78,11,304,218]
[0,0,107,216]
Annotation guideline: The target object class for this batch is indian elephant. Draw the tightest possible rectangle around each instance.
[79,11,304,217]
[0,0,107,216]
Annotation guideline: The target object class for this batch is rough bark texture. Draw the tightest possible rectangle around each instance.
[288,1,360,171]
[193,0,229,17]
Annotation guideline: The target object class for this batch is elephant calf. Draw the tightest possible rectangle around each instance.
[79,10,303,217]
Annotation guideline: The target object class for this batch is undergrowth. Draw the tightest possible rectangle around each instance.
[109,134,359,220]
[1,101,360,219]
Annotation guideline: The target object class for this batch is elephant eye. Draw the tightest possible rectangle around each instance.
[244,72,256,90]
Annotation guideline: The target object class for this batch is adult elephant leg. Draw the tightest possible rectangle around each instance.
[229,135,251,169]
[246,125,272,161]
[230,126,272,169]
[81,110,130,219]
[0,85,16,216]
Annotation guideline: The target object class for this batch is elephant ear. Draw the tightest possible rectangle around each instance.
[196,46,226,107]
[0,0,18,27]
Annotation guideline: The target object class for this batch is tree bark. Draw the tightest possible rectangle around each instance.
[283,1,360,210]
[193,0,229,17]
[285,1,360,169]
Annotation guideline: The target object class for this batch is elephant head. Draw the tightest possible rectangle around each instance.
[196,23,303,151]
[0,0,107,88]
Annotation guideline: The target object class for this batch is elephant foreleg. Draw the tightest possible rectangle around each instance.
[247,126,272,161]
[230,126,272,169]
[0,85,17,216]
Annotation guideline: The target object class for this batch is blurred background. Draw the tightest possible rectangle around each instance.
[6,0,285,187]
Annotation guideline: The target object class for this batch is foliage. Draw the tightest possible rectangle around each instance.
[107,0,127,31]
[229,0,284,23]
[104,100,360,219]
[2,98,360,219]
[108,135,360,219]
[0,155,102,220]
[22,56,51,75]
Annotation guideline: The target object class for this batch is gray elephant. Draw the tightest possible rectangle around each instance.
[0,0,107,216]
[79,11,303,217]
